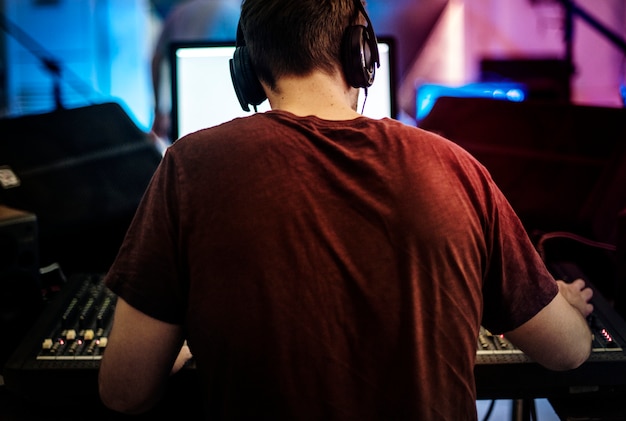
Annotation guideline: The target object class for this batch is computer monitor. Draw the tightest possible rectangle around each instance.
[170,38,396,140]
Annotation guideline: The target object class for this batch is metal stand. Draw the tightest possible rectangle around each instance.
[511,399,537,421]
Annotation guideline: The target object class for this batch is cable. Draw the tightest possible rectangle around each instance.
[535,230,616,262]
[360,87,368,114]
[480,400,496,421]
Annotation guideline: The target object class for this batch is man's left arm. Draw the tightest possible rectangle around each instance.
[98,297,186,414]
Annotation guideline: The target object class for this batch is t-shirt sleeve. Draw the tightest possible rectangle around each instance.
[104,149,187,324]
[480,180,558,334]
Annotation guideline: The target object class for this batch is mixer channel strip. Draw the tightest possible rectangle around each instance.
[36,274,115,361]
[2,273,118,402]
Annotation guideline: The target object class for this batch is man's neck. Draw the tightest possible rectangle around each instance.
[264,71,362,121]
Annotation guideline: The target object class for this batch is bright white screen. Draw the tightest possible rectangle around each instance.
[172,41,394,139]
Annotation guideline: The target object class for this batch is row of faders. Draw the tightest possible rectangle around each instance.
[37,274,116,361]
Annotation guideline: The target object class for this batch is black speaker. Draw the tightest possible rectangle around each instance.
[0,205,42,369]
[229,0,380,112]
[0,102,163,274]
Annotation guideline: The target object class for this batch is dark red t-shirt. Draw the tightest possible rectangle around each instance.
[105,110,557,420]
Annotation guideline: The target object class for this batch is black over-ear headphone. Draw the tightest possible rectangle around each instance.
[229,22,266,112]
[229,0,380,112]
[340,0,380,89]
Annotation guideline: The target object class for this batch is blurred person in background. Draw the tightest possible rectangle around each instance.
[150,0,240,143]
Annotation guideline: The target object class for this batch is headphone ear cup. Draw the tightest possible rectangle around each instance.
[230,46,266,112]
[341,25,376,89]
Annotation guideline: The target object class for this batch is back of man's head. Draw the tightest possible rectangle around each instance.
[239,0,360,90]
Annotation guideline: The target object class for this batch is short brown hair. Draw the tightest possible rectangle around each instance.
[239,0,361,90]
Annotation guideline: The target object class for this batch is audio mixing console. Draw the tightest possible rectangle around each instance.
[4,261,626,404]
[476,261,626,399]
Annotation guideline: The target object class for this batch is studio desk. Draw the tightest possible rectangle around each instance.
[3,261,626,419]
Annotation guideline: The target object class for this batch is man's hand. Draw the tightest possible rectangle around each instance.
[171,341,193,375]
[556,279,594,317]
